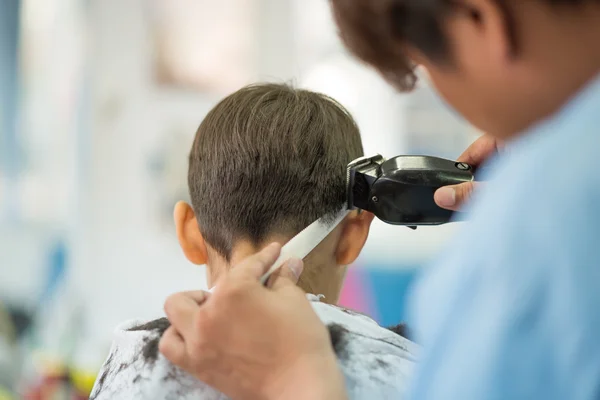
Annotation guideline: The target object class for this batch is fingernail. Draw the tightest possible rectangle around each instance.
[435,187,456,207]
[287,258,304,280]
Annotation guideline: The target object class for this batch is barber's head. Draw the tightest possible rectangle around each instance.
[331,0,600,138]
[175,83,374,303]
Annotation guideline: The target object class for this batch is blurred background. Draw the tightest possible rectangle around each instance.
[0,0,479,398]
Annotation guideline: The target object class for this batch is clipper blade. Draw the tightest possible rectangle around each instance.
[346,154,384,210]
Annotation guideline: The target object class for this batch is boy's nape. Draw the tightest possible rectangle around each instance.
[177,83,374,303]
[175,201,374,303]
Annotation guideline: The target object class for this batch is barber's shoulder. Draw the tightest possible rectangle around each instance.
[445,122,600,292]
[90,317,228,400]
[469,115,600,222]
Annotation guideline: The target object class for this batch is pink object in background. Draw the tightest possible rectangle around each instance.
[338,267,378,321]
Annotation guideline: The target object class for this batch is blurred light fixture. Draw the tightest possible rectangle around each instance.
[302,61,360,112]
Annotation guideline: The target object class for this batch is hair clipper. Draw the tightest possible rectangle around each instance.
[347,154,477,229]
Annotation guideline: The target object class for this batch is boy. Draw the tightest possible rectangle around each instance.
[90,83,417,399]
[175,82,370,303]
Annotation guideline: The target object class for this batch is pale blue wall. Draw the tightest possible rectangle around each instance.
[0,0,20,221]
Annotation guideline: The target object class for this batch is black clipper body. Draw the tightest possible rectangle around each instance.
[347,154,475,228]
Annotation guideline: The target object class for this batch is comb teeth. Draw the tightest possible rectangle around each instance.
[346,166,351,193]
[346,166,352,209]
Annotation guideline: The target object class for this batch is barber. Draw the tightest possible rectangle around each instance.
[160,0,600,399]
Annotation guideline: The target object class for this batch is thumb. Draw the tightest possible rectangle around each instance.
[434,181,478,211]
[267,258,304,290]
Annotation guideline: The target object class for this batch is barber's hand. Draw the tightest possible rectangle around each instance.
[159,243,347,400]
[434,134,503,211]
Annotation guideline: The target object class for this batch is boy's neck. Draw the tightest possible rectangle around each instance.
[207,243,348,304]
[296,260,348,305]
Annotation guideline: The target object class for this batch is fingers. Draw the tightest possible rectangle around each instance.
[434,181,478,211]
[164,291,208,337]
[457,135,500,166]
[159,326,189,368]
[267,258,304,289]
[436,135,497,211]
[229,242,282,281]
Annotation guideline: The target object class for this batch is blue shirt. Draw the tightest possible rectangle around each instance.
[408,74,600,400]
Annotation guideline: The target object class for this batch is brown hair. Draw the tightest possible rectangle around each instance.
[330,0,450,91]
[188,83,364,260]
[330,0,599,91]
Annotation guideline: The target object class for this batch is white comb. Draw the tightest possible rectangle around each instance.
[259,209,350,285]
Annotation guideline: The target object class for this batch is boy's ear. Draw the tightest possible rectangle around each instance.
[335,211,375,266]
[174,201,208,265]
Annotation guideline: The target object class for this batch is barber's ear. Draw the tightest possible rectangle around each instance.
[335,211,375,266]
[174,201,208,265]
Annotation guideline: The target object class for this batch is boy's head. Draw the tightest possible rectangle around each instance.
[175,83,374,303]
[331,0,600,139]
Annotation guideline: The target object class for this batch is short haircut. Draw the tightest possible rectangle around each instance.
[188,83,364,260]
[330,0,598,91]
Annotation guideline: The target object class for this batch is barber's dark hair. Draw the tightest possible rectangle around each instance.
[188,83,364,261]
[330,0,599,91]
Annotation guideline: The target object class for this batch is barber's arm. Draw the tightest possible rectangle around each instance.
[158,243,348,400]
[410,146,600,399]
